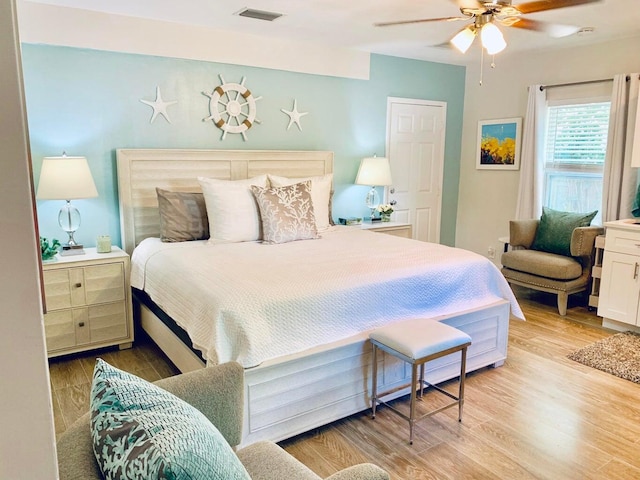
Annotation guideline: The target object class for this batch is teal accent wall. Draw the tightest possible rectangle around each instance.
[21,44,464,248]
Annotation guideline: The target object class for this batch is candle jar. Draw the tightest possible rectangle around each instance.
[96,235,111,253]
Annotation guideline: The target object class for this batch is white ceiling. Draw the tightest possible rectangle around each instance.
[24,0,640,65]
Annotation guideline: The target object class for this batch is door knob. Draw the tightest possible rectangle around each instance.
[390,200,397,206]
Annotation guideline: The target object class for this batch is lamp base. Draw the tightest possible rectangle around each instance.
[60,244,86,256]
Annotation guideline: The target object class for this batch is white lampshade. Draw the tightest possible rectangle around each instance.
[37,156,98,200]
[355,156,393,187]
[37,155,98,250]
[451,26,476,54]
[481,22,506,55]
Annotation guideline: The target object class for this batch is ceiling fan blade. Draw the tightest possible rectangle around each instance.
[430,41,456,50]
[375,17,468,27]
[506,17,580,37]
[515,0,601,15]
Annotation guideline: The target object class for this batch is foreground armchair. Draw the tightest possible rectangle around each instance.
[57,361,389,480]
[501,218,603,315]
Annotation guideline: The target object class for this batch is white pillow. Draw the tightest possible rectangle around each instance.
[268,173,333,232]
[198,175,268,242]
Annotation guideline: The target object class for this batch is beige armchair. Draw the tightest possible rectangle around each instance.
[56,362,389,480]
[501,219,604,315]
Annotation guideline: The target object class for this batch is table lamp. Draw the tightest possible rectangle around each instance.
[36,154,98,255]
[355,155,393,221]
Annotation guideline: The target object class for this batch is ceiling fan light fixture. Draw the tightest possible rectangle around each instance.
[481,22,506,55]
[450,26,476,53]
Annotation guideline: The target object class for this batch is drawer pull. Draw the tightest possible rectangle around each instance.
[75,282,82,288]
[634,263,639,280]
[78,322,85,327]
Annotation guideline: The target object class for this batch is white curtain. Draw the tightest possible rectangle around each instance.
[602,73,640,222]
[514,84,547,220]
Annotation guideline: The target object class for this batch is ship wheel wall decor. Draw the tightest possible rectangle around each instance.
[203,75,262,141]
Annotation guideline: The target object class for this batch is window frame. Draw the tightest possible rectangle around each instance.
[542,96,610,223]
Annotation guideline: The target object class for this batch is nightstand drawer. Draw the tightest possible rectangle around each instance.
[89,302,128,342]
[43,310,76,351]
[376,227,411,238]
[360,222,412,238]
[85,264,125,304]
[43,270,74,310]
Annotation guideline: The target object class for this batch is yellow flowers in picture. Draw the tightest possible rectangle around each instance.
[476,118,522,170]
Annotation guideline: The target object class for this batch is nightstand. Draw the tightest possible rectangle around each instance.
[360,221,413,238]
[42,247,134,357]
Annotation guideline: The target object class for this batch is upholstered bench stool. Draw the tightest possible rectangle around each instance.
[369,319,472,444]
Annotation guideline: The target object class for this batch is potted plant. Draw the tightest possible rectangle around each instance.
[40,237,61,262]
[376,204,394,222]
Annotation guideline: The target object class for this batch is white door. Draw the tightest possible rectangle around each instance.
[386,97,446,243]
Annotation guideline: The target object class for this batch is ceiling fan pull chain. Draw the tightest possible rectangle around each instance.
[491,55,496,69]
[479,47,484,86]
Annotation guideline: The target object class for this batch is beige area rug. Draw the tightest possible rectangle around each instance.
[567,331,640,384]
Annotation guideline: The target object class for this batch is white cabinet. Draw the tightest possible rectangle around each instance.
[598,220,640,328]
[42,247,133,357]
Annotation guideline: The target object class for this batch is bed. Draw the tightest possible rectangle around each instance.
[117,148,523,446]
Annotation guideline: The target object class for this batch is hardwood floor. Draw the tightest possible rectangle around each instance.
[49,287,640,479]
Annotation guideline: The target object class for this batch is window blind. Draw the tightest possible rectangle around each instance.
[545,102,610,165]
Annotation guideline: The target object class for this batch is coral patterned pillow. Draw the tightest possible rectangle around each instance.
[251,181,318,244]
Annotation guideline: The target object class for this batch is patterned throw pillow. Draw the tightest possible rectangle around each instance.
[156,188,209,242]
[531,206,598,257]
[90,358,251,480]
[251,181,319,244]
[268,173,334,232]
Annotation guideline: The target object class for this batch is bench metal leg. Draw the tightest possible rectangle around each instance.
[409,363,418,445]
[458,346,467,422]
[371,344,378,419]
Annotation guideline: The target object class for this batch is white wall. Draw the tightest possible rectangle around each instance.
[456,36,640,262]
[0,1,58,478]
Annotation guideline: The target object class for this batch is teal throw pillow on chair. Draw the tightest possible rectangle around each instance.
[90,358,251,480]
[531,207,597,257]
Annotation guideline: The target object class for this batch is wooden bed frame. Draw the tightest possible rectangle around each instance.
[116,148,512,447]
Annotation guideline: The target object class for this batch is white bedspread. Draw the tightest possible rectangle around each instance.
[131,227,523,368]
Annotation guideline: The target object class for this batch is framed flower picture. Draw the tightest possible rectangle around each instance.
[476,117,522,170]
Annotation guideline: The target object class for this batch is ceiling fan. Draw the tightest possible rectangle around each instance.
[375,0,602,55]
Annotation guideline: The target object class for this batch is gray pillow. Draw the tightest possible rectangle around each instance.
[251,181,318,244]
[90,358,251,480]
[156,188,209,242]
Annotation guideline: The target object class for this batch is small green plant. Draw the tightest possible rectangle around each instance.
[40,237,61,261]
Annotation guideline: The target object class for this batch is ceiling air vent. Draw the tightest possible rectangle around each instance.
[236,8,283,22]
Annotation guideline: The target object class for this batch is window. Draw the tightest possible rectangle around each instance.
[543,101,610,225]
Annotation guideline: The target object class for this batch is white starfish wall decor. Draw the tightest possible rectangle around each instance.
[281,99,308,131]
[140,86,177,124]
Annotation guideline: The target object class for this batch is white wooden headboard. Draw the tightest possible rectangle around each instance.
[116,149,334,254]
